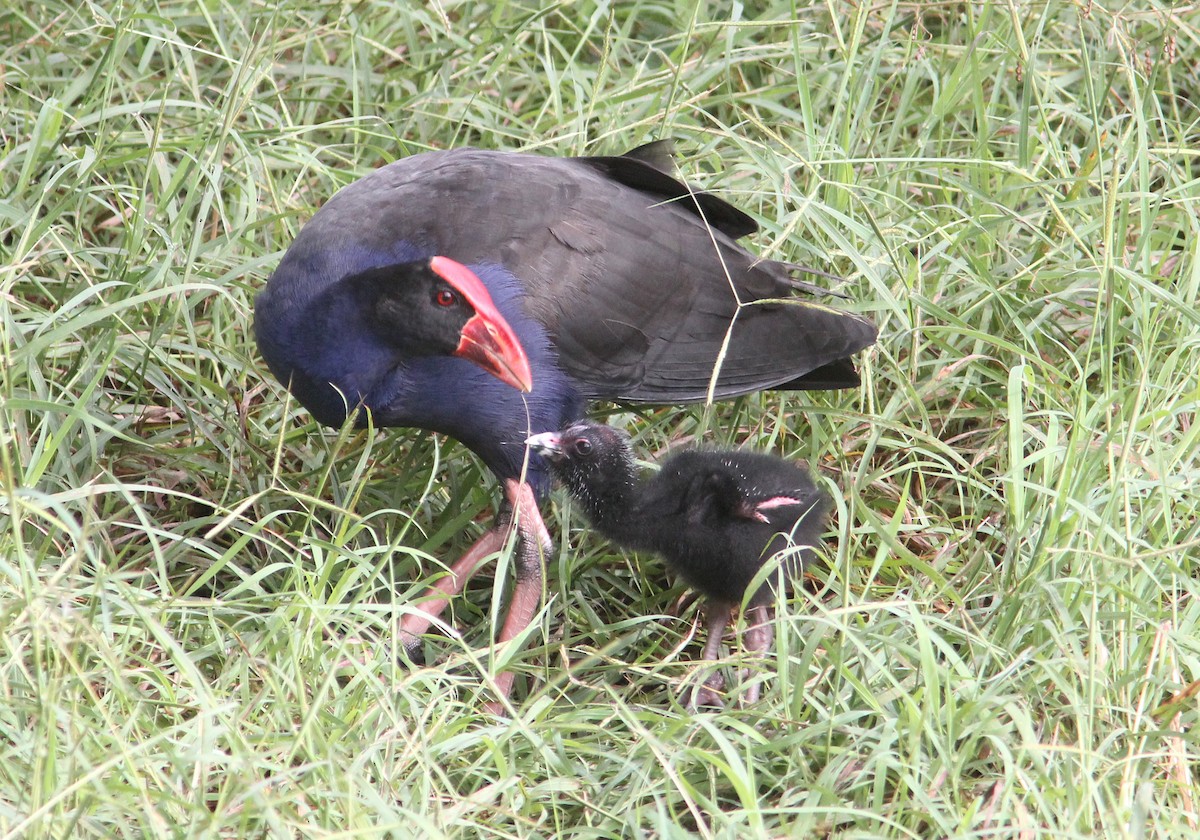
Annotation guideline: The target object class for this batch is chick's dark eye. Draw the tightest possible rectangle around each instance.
[434,289,458,307]
[573,438,593,456]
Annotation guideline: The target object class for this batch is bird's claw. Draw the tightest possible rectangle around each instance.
[684,671,727,710]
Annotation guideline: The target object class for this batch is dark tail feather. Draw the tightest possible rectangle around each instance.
[774,357,862,390]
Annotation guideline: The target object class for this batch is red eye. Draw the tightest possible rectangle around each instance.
[435,289,458,307]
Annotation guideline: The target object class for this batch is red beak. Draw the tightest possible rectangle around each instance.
[429,256,534,393]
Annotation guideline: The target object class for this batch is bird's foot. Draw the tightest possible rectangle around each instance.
[684,670,727,710]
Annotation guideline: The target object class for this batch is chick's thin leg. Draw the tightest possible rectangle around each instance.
[686,601,734,710]
[740,603,775,704]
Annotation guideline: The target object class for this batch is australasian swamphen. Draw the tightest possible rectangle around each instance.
[527,419,829,707]
[254,141,874,704]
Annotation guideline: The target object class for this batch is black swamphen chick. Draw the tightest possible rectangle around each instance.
[527,420,830,707]
[256,142,871,704]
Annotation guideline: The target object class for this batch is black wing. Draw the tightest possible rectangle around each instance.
[299,145,876,402]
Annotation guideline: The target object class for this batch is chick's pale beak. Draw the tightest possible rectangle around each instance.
[525,431,565,461]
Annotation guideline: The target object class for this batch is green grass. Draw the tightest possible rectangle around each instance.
[3,0,1199,836]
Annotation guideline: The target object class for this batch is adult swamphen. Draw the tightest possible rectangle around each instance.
[527,419,829,708]
[255,141,874,704]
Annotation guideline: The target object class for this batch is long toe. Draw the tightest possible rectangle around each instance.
[686,670,727,710]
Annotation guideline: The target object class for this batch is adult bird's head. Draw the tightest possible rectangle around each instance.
[345,256,534,393]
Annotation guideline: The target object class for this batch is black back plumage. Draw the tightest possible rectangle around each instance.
[637,449,829,604]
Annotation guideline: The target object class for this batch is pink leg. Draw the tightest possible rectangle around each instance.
[740,603,774,704]
[485,480,553,712]
[398,525,508,658]
[398,480,553,713]
[701,605,731,662]
[686,602,733,710]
